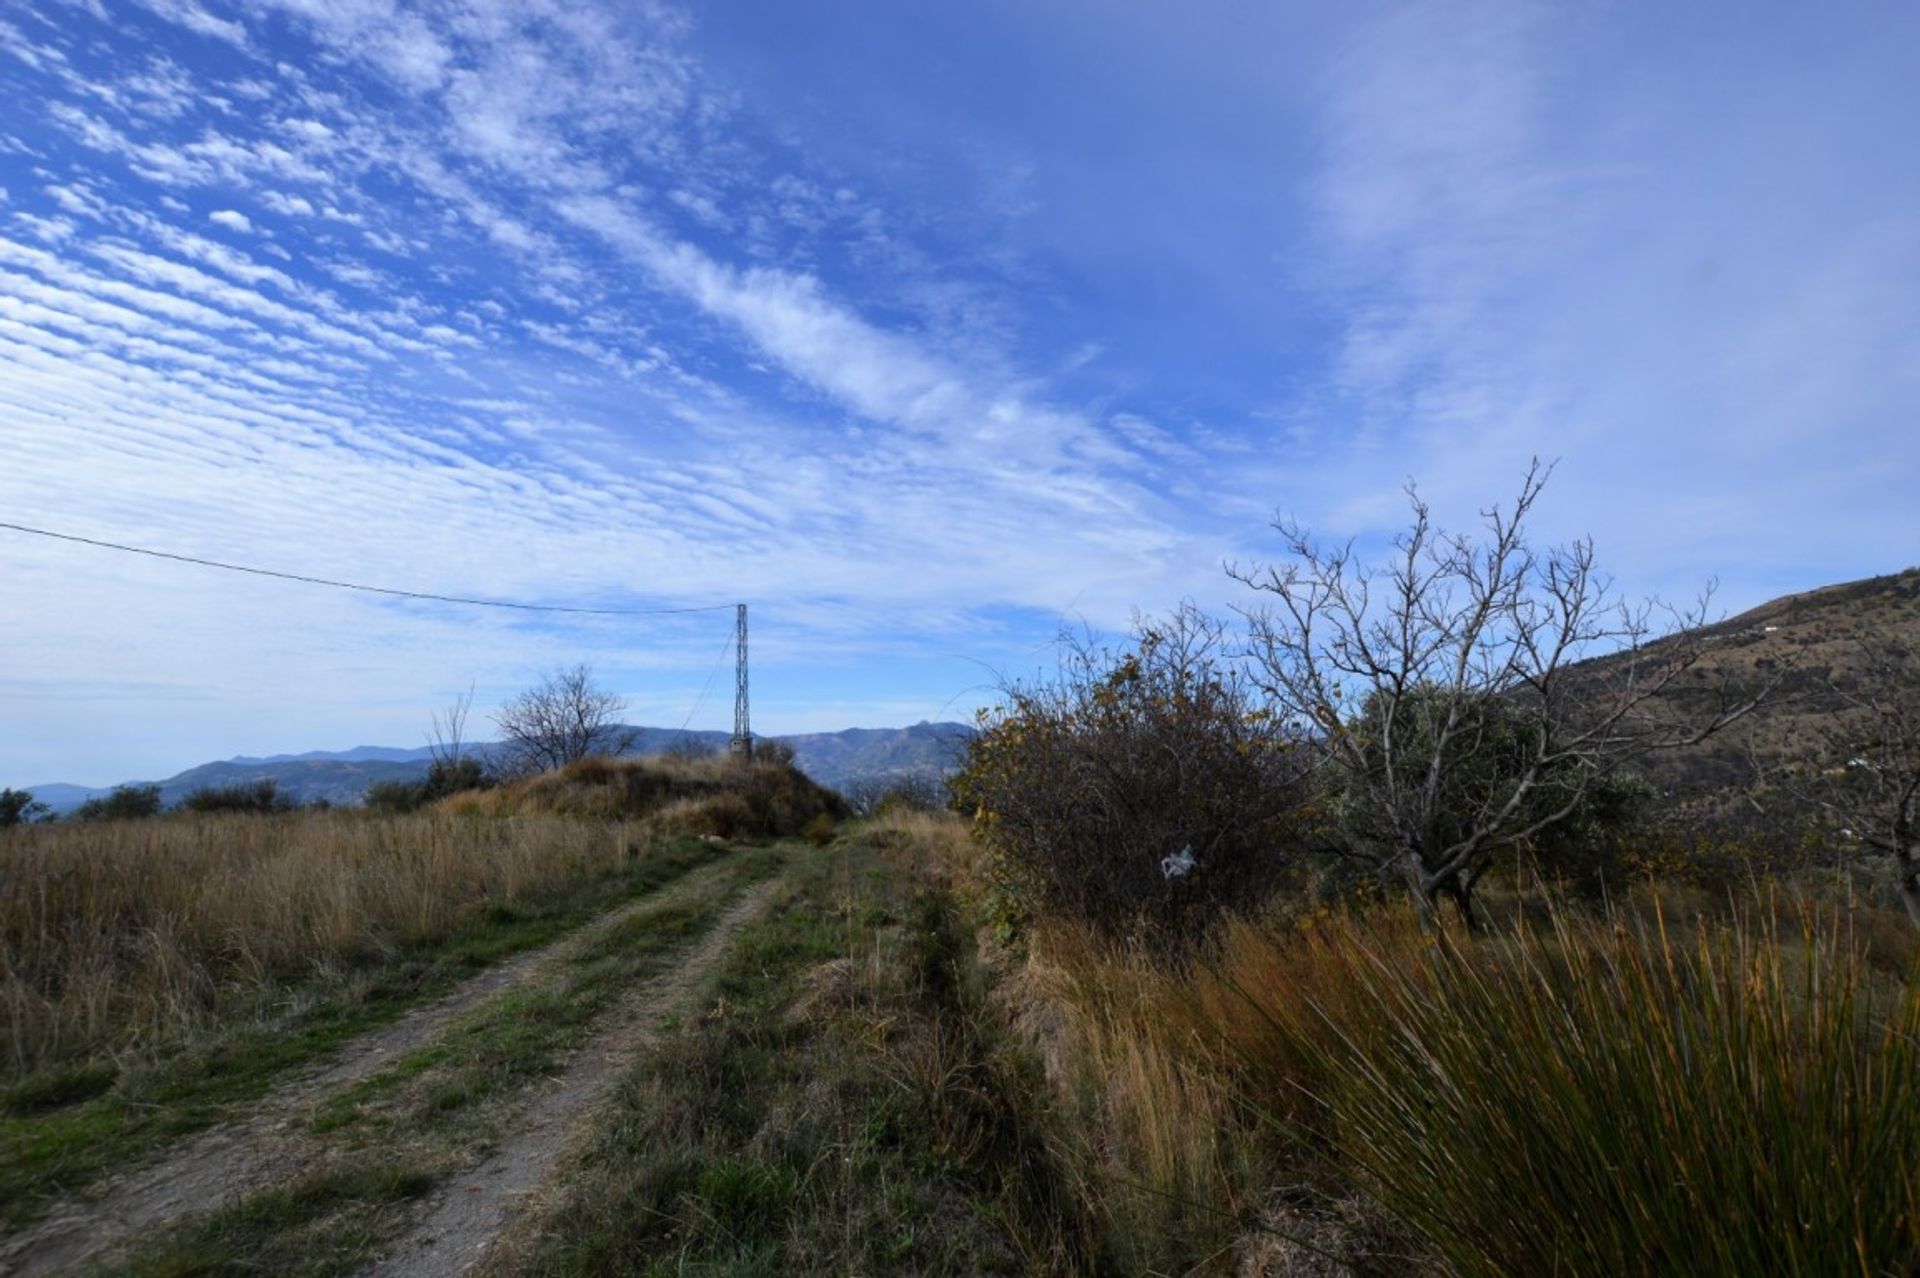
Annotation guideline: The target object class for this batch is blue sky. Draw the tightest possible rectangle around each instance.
[2,0,1916,787]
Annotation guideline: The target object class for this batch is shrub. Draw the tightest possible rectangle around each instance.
[179,779,290,815]
[656,792,755,839]
[72,785,162,822]
[364,779,428,815]
[0,789,51,828]
[803,812,836,847]
[953,606,1310,942]
[363,757,493,814]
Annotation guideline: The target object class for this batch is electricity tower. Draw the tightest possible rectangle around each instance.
[729,603,752,761]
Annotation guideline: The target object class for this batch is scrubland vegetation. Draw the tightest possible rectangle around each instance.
[905,472,1919,1273]
[2,479,1914,1274]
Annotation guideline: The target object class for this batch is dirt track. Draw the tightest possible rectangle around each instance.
[362,878,779,1277]
[0,867,774,1278]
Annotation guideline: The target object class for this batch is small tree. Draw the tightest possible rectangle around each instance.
[1235,462,1768,928]
[493,664,636,776]
[0,787,52,827]
[425,683,492,797]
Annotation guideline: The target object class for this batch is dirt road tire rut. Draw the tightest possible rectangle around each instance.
[360,878,780,1278]
[0,863,756,1278]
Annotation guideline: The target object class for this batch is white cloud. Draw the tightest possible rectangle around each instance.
[207,207,253,232]
[261,191,314,216]
[128,0,251,49]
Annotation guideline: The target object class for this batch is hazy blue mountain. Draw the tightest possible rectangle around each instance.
[229,745,440,765]
[22,722,974,814]
[20,781,115,811]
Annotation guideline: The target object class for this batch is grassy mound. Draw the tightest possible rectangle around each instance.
[439,754,847,838]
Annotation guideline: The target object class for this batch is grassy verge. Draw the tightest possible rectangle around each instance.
[91,845,788,1278]
[0,834,726,1230]
[483,823,1093,1277]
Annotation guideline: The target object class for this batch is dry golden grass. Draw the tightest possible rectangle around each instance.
[440,753,845,836]
[1022,890,1920,1275]
[1022,924,1257,1270]
[0,810,651,1074]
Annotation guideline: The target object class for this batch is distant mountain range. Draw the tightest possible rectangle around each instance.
[24,722,974,814]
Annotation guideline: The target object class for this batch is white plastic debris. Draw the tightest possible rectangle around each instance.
[1161,845,1195,880]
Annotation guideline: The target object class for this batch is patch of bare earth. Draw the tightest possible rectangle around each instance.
[360,878,780,1278]
[0,879,723,1278]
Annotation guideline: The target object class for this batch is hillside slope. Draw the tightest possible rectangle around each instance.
[1595,567,1920,819]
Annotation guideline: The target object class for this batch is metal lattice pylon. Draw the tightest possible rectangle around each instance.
[729,603,752,760]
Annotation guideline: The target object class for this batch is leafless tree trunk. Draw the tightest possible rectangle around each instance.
[1232,460,1772,928]
[493,664,636,777]
[428,683,475,768]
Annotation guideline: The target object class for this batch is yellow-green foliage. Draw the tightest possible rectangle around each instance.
[0,811,649,1074]
[439,753,845,837]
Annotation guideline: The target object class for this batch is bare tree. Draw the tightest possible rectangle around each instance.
[1233,461,1770,928]
[428,683,476,768]
[493,664,636,776]
[1771,647,1920,927]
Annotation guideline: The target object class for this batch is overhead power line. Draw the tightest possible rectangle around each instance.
[0,520,737,616]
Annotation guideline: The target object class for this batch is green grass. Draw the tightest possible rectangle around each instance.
[492,830,1093,1278]
[97,1164,439,1278]
[95,845,789,1278]
[0,836,727,1230]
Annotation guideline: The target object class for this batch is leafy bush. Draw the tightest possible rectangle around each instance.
[179,779,290,815]
[953,607,1310,942]
[0,789,51,828]
[72,785,162,822]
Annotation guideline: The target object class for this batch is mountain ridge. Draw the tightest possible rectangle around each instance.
[23,721,974,813]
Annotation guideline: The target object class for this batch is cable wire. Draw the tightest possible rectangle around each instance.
[0,520,737,616]
[677,628,739,734]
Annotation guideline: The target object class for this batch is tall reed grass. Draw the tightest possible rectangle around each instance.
[1031,892,1920,1276]
[0,811,651,1074]
[1270,908,1920,1277]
